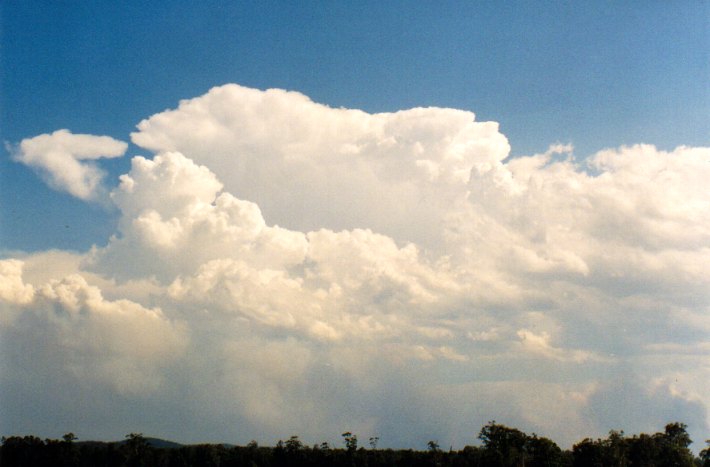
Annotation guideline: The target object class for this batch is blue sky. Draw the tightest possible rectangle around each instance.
[1,1,709,450]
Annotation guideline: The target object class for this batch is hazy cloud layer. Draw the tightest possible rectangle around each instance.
[0,260,187,396]
[2,84,708,448]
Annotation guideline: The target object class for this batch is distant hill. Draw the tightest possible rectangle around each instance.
[77,437,184,449]
[142,437,184,449]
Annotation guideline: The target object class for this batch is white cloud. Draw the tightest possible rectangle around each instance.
[516,328,604,363]
[4,85,710,447]
[130,84,510,250]
[90,150,458,343]
[89,151,308,281]
[0,259,35,306]
[11,129,127,201]
[0,260,188,396]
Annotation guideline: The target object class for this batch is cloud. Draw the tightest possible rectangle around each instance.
[584,372,708,439]
[130,84,510,250]
[3,84,710,447]
[11,129,127,201]
[0,259,188,396]
[128,85,710,307]
[516,328,605,363]
[0,259,35,307]
[89,151,308,282]
[91,151,457,342]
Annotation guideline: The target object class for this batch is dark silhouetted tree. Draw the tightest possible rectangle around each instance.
[124,433,151,467]
[479,421,528,467]
[342,432,358,452]
[572,437,604,467]
[525,433,564,467]
[657,422,694,467]
[699,440,710,467]
[369,437,379,450]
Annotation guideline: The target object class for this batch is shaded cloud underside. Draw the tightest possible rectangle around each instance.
[2,84,709,448]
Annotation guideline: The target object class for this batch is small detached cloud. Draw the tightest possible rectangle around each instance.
[10,129,127,201]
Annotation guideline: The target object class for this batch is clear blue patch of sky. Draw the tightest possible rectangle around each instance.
[1,0,708,252]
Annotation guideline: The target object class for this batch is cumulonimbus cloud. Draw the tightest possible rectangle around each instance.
[3,84,709,447]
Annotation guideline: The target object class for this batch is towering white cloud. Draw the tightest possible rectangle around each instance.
[3,84,709,448]
[130,84,510,249]
[91,151,309,281]
[11,129,127,201]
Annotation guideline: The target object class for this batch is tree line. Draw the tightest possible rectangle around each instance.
[1,421,708,467]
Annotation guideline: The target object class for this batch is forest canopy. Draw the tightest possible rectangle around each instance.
[2,421,708,467]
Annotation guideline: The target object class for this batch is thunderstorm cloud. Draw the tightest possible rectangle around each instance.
[1,84,708,447]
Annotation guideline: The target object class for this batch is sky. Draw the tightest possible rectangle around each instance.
[1,0,709,451]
